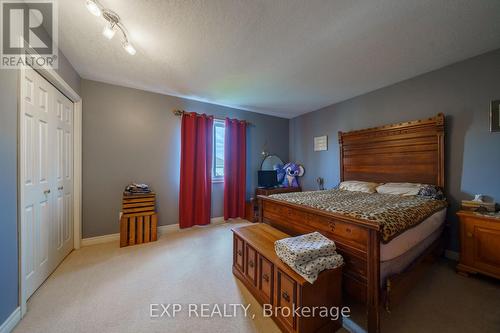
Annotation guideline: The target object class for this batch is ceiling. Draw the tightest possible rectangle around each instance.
[58,0,500,118]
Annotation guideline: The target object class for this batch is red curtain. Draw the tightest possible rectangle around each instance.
[179,112,214,228]
[224,118,247,220]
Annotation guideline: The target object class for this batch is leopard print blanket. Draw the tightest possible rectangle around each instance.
[269,189,448,243]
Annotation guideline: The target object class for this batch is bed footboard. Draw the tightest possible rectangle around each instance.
[259,196,381,333]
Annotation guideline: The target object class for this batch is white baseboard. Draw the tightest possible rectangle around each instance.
[157,223,180,236]
[81,233,120,246]
[444,250,459,261]
[81,217,226,247]
[210,216,226,225]
[0,307,20,333]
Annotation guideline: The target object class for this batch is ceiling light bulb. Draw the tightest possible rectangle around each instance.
[102,24,116,39]
[123,42,136,55]
[86,0,101,17]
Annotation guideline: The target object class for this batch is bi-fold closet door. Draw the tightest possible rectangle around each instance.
[21,68,74,299]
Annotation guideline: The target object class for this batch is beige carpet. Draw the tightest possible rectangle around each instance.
[348,259,500,333]
[14,221,500,333]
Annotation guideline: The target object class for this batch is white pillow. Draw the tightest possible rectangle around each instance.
[339,181,380,194]
[376,183,424,196]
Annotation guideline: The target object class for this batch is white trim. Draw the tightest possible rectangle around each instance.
[81,217,226,246]
[158,223,181,236]
[0,307,21,333]
[17,62,82,318]
[210,216,226,224]
[73,100,82,250]
[81,233,120,247]
[36,69,80,103]
[17,65,26,318]
[445,250,459,261]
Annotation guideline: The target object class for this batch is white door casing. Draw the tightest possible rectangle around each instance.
[20,68,74,300]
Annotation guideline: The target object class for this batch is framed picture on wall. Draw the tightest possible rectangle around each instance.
[491,100,500,132]
[314,135,328,151]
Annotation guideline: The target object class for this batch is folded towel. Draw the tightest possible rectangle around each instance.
[275,232,343,283]
[293,253,344,283]
[275,232,336,266]
[125,183,152,194]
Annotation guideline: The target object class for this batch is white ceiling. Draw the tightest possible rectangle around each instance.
[59,0,500,118]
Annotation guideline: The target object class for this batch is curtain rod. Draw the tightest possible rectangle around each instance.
[172,109,252,125]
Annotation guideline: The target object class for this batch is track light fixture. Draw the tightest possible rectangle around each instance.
[85,0,136,55]
[123,42,136,55]
[102,22,117,40]
[86,0,101,16]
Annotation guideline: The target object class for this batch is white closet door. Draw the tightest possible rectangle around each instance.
[21,68,74,299]
[53,89,74,262]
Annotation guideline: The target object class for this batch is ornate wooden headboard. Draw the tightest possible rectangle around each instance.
[338,113,445,187]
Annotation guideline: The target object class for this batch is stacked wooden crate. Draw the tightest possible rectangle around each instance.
[120,192,158,247]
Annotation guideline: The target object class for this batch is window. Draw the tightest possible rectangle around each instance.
[213,120,225,180]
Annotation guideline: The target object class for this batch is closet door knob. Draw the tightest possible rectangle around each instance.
[58,186,64,191]
[282,291,290,302]
[43,189,51,195]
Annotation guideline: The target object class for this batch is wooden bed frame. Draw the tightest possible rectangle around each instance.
[258,114,445,333]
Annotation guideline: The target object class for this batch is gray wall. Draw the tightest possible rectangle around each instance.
[81,80,289,238]
[289,48,500,251]
[57,52,81,95]
[0,69,21,325]
[0,55,80,324]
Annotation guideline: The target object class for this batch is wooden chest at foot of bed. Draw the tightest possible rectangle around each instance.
[232,223,343,333]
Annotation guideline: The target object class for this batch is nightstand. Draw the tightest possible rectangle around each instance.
[456,210,500,280]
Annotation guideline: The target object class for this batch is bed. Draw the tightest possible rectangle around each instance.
[258,113,445,333]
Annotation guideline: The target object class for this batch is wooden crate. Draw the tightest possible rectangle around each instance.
[122,193,156,215]
[120,193,158,247]
[120,213,158,247]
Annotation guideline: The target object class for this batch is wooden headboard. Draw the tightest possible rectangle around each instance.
[338,113,445,187]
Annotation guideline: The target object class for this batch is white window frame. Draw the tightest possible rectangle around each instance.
[213,119,225,182]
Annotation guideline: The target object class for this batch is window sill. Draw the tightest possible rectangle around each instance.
[213,179,224,184]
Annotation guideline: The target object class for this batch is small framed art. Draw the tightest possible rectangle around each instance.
[491,100,500,132]
[314,136,328,151]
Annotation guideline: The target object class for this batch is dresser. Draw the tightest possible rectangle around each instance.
[246,187,302,222]
[232,224,343,333]
[256,186,302,196]
[456,211,500,279]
